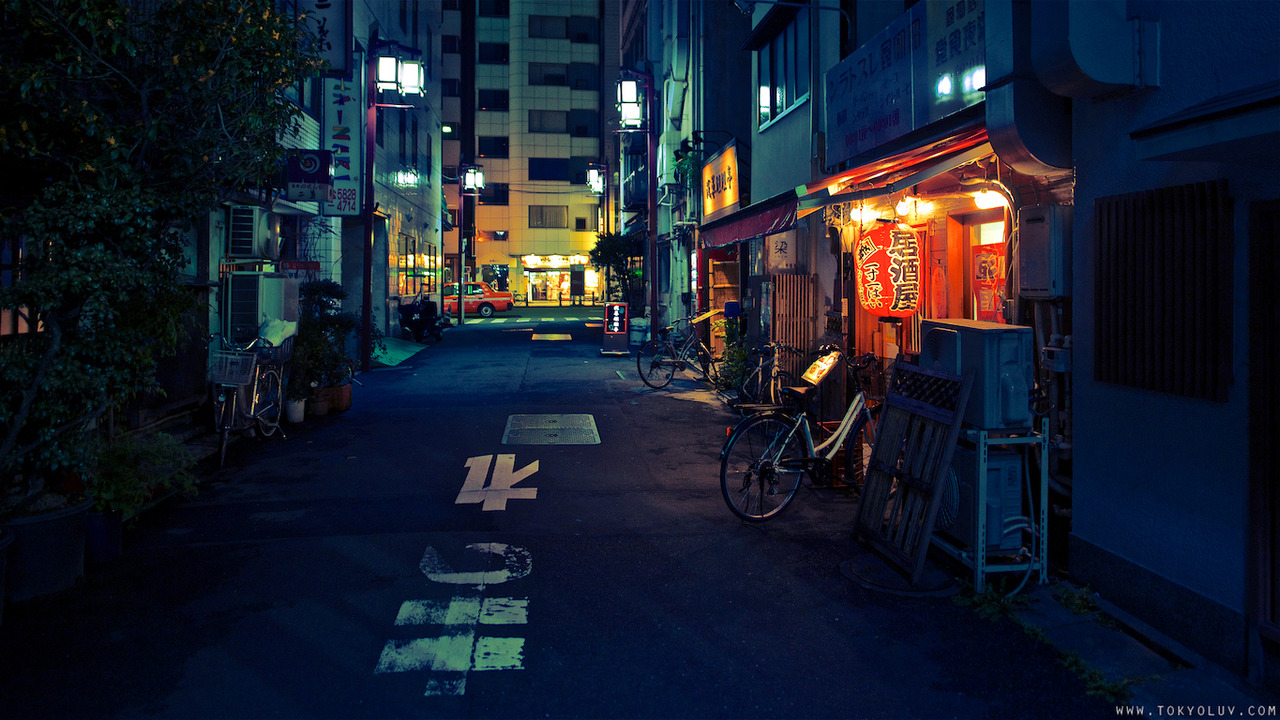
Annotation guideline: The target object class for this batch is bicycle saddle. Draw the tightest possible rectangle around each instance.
[780,385,816,404]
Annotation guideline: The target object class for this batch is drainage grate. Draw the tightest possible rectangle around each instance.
[502,414,600,445]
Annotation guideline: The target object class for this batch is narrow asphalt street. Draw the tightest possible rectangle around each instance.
[0,307,1120,718]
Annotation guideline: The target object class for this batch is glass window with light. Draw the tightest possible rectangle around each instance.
[756,8,809,129]
[529,206,568,229]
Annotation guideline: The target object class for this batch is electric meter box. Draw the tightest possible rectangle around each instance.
[1018,204,1071,299]
[919,319,1034,430]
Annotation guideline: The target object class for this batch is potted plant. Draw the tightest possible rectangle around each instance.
[297,280,359,415]
[0,432,97,603]
[84,431,197,563]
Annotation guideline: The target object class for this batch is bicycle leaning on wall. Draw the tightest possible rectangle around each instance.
[207,320,295,467]
[719,345,885,522]
[635,309,724,389]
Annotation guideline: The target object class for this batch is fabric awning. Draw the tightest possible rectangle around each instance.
[700,195,797,249]
[796,124,990,199]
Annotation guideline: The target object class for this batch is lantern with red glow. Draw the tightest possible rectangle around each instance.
[854,220,921,318]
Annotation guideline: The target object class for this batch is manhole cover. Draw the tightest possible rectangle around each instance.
[502,414,600,445]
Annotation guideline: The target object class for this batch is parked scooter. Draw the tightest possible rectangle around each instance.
[397,293,450,342]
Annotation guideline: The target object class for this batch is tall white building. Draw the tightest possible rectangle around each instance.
[445,0,615,303]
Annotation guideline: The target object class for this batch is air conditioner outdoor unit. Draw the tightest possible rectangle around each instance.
[228,205,281,259]
[224,272,299,343]
[919,319,1034,430]
[936,447,1025,554]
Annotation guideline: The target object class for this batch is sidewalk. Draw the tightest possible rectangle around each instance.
[682,365,1279,710]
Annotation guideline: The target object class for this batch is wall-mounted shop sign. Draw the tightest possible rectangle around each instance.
[522,254,588,269]
[321,78,361,216]
[286,150,333,202]
[825,0,986,165]
[701,142,740,222]
[855,221,921,318]
[297,0,352,77]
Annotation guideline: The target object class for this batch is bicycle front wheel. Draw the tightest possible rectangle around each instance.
[720,412,806,521]
[637,340,676,388]
[255,367,283,437]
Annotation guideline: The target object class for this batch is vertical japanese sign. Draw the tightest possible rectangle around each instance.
[972,242,1006,323]
[855,222,921,318]
[701,143,740,222]
[321,77,361,216]
[601,303,629,355]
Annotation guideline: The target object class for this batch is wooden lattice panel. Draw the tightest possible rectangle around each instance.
[854,362,972,585]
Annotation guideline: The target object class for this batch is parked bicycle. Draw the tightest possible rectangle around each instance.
[207,327,293,467]
[734,340,804,409]
[719,345,884,522]
[636,309,723,389]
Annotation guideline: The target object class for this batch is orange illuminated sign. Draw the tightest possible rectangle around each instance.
[701,144,739,220]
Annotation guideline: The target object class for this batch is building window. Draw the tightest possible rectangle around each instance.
[478,0,508,17]
[575,215,597,232]
[756,8,809,127]
[529,206,568,228]
[528,157,569,181]
[391,234,438,297]
[568,63,599,91]
[478,136,509,158]
[0,237,38,336]
[567,16,598,44]
[529,62,568,86]
[529,15,566,38]
[478,89,509,111]
[443,35,460,54]
[529,110,568,133]
[568,109,599,137]
[478,43,509,64]
[479,183,509,206]
[1095,179,1234,401]
[442,78,461,97]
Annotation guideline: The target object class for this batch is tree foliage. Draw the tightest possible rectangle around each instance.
[0,0,324,483]
[589,232,640,303]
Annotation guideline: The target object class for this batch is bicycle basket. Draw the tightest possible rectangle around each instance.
[255,335,293,364]
[208,350,257,385]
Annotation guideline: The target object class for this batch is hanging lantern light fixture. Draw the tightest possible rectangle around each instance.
[855,219,922,318]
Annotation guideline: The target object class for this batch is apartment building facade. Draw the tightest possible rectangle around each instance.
[443,0,616,304]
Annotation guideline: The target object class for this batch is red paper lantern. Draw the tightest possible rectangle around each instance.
[854,221,921,318]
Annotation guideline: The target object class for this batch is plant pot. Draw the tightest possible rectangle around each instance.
[85,510,124,565]
[0,528,12,628]
[328,384,352,413]
[309,391,331,417]
[3,495,92,603]
[285,398,307,423]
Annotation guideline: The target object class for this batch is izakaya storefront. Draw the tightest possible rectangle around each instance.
[797,122,1073,364]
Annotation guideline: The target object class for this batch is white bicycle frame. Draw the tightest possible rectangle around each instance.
[770,390,871,470]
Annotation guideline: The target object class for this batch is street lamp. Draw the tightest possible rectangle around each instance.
[454,163,484,326]
[586,162,610,233]
[615,70,658,340]
[360,29,422,372]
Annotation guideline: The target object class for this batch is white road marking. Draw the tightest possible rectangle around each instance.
[394,597,528,626]
[455,454,538,511]
[376,633,475,673]
[379,544,536,696]
[418,542,532,587]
